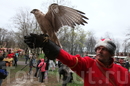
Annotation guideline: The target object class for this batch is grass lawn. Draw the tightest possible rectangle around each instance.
[45,69,83,86]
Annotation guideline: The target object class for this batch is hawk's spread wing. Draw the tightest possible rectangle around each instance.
[45,3,89,32]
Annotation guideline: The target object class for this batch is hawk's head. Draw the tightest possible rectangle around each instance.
[30,9,43,16]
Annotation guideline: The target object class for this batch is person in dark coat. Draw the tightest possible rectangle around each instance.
[24,53,29,64]
[13,52,18,67]
[0,52,7,86]
[125,60,129,71]
[28,56,35,75]
[34,58,41,77]
[44,57,50,81]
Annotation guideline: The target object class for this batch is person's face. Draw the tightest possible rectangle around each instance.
[96,46,112,61]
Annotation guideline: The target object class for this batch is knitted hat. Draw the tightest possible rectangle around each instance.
[95,38,116,55]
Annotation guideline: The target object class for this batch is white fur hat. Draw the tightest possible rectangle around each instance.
[95,38,116,55]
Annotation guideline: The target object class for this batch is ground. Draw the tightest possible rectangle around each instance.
[2,61,64,86]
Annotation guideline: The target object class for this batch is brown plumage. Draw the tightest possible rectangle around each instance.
[31,3,89,48]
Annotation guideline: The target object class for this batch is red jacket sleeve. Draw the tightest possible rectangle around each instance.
[57,49,95,77]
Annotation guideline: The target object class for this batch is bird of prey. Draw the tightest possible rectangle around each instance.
[31,3,88,48]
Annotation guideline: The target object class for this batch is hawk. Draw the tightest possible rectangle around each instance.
[31,3,88,48]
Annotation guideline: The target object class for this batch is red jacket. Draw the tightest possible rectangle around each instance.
[7,53,14,58]
[57,49,130,86]
[38,59,46,72]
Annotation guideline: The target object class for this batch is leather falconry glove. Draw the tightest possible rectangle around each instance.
[24,33,48,48]
[24,33,61,60]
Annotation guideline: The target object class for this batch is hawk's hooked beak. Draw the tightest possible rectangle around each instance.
[30,11,33,13]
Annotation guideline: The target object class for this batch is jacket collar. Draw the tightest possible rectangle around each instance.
[96,58,114,68]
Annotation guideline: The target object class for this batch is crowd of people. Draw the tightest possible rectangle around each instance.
[0,46,74,85]
[0,47,74,85]
[24,52,74,85]
[0,48,20,67]
[0,48,21,86]
[113,57,130,70]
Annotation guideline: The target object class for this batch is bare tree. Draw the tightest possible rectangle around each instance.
[73,27,87,56]
[0,28,17,48]
[58,26,87,56]
[85,31,96,54]
[12,8,42,36]
[10,7,43,54]
[0,28,8,48]
[123,28,130,55]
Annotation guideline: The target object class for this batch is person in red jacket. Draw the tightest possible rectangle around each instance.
[7,51,15,58]
[24,34,130,86]
[38,59,46,83]
[6,51,15,67]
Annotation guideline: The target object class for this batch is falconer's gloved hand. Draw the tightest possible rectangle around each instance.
[24,33,60,60]
[24,33,48,48]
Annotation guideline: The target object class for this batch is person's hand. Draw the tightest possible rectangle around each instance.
[24,33,60,60]
[24,33,49,48]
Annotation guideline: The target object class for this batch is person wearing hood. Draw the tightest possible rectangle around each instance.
[38,59,46,83]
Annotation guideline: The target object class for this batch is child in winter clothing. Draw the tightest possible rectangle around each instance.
[38,59,46,83]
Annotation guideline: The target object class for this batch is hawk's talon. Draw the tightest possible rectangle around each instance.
[43,37,49,42]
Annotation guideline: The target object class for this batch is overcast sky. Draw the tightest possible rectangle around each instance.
[0,0,130,44]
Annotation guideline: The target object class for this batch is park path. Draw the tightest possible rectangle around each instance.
[17,61,26,65]
[6,74,46,86]
[3,61,46,86]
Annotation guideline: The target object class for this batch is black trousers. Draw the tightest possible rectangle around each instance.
[40,71,45,83]
[34,67,39,77]
[13,60,17,67]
